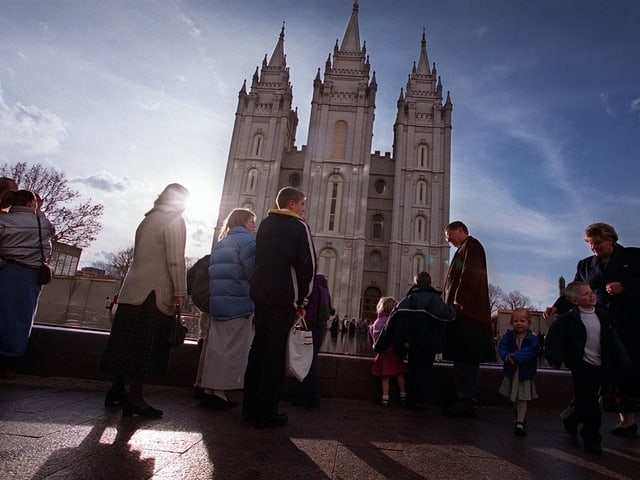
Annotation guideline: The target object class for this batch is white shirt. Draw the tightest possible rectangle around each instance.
[579,306,601,366]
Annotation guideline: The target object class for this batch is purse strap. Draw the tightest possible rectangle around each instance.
[35,212,47,267]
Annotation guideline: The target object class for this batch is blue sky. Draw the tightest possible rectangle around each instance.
[1,0,639,309]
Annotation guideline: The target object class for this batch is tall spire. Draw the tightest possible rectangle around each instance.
[416,29,431,75]
[340,1,361,53]
[268,22,286,67]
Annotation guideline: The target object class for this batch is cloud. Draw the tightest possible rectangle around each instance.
[631,96,640,113]
[600,92,615,116]
[0,85,68,155]
[70,171,129,192]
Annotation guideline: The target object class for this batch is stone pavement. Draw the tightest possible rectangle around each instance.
[1,375,639,480]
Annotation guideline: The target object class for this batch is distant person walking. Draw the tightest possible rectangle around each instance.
[442,221,495,417]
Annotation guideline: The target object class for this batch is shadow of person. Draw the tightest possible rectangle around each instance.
[31,417,155,479]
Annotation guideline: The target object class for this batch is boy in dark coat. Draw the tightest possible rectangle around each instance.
[374,272,458,410]
[545,281,631,455]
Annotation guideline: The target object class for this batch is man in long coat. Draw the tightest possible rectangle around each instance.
[442,221,495,417]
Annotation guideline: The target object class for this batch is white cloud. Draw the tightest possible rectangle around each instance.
[0,86,68,155]
[631,96,640,113]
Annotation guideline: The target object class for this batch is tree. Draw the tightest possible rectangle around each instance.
[502,290,533,311]
[92,246,134,280]
[488,284,506,316]
[0,162,104,247]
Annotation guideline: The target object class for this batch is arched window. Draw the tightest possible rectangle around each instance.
[413,254,425,275]
[319,248,337,294]
[323,174,343,232]
[252,133,264,157]
[372,214,384,240]
[362,286,382,323]
[416,180,428,205]
[369,250,382,266]
[331,120,348,160]
[374,179,386,194]
[414,215,427,242]
[246,168,258,193]
[417,144,429,168]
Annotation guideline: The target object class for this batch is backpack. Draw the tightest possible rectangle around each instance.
[187,254,210,313]
[304,274,333,329]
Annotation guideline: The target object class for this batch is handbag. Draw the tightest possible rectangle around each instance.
[286,317,313,381]
[168,305,188,347]
[35,213,52,285]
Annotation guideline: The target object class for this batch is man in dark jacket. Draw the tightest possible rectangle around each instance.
[242,187,316,428]
[374,272,458,410]
[442,221,495,417]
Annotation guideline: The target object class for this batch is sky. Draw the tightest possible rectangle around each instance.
[1,0,639,310]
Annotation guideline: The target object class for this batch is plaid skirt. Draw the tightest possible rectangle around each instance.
[99,291,172,378]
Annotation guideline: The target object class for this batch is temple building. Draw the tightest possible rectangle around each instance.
[215,1,453,320]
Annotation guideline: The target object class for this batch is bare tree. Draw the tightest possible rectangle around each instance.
[92,246,134,280]
[503,290,533,311]
[0,162,104,247]
[488,284,506,316]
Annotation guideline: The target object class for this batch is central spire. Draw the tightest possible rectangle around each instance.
[339,1,361,53]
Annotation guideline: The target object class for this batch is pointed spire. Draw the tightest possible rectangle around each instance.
[268,23,286,67]
[371,70,377,86]
[416,29,431,75]
[340,1,361,53]
[445,90,452,106]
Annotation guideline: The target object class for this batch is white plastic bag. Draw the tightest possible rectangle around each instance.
[286,318,313,381]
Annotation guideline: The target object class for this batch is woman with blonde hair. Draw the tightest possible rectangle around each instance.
[100,183,189,417]
[197,208,256,409]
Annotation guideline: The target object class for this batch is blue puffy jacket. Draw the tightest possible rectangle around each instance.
[499,330,538,381]
[208,226,256,320]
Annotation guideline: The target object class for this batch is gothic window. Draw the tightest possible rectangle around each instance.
[289,173,301,187]
[417,144,429,168]
[414,215,427,242]
[413,254,425,275]
[372,214,384,240]
[246,168,258,193]
[319,248,337,295]
[252,133,264,157]
[416,180,428,205]
[330,120,348,160]
[323,174,343,232]
[374,179,386,194]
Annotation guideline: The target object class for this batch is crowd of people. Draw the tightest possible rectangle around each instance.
[2,177,639,457]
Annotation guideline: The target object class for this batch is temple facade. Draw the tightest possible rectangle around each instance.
[215,1,453,320]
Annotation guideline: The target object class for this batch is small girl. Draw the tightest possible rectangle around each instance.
[499,308,540,436]
[370,297,406,406]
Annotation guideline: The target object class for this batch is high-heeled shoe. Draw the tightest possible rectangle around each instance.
[104,389,128,407]
[122,400,163,418]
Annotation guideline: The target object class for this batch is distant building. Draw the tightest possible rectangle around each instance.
[214,2,452,320]
[49,241,81,277]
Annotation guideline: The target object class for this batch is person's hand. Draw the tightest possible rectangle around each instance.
[296,306,306,320]
[606,282,624,295]
[174,296,185,308]
[543,306,556,319]
[453,302,463,312]
[508,355,517,365]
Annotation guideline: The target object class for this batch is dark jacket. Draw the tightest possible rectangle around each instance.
[250,209,316,310]
[304,273,332,329]
[373,284,457,356]
[443,236,495,362]
[544,306,631,376]
[499,330,539,381]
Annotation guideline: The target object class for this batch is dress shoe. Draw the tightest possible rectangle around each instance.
[442,401,477,418]
[255,413,288,429]
[514,421,527,437]
[584,443,603,456]
[200,393,238,410]
[610,423,638,438]
[122,400,163,418]
[104,389,128,407]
